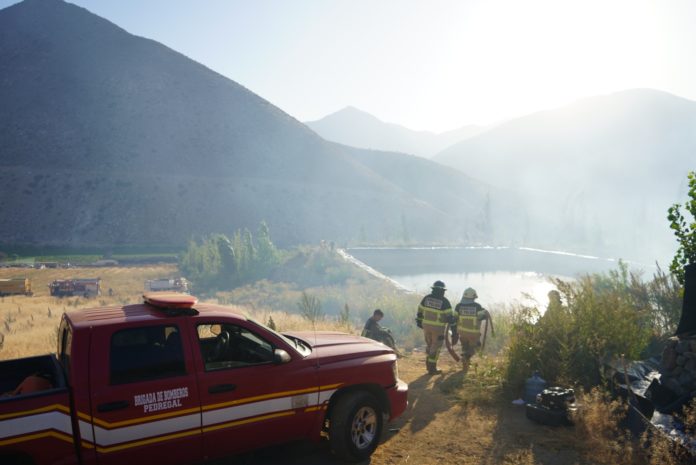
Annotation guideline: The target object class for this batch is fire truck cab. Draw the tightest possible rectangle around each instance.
[0,293,407,464]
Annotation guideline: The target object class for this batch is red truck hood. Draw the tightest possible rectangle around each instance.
[283,331,395,360]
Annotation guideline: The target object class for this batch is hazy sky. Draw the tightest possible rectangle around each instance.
[3,0,696,132]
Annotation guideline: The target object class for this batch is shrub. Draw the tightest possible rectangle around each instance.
[667,171,696,285]
[298,291,324,323]
[504,263,679,389]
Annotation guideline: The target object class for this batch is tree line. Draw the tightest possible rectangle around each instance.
[178,221,280,292]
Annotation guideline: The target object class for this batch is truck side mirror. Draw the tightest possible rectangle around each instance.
[273,349,291,364]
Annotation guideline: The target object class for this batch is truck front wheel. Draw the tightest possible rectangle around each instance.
[329,391,383,462]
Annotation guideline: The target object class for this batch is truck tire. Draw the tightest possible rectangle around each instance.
[329,391,383,462]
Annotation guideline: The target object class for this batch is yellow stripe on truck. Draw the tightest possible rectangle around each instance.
[95,427,201,453]
[0,429,74,447]
[0,403,71,421]
[202,410,295,433]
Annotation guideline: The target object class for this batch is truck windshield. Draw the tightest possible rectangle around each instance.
[247,319,312,357]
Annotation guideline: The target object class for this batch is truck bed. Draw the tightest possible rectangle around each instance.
[0,354,66,396]
[0,355,77,464]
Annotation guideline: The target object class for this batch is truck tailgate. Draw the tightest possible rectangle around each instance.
[0,388,79,464]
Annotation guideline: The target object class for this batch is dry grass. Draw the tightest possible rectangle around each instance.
[571,388,694,465]
[243,308,357,334]
[0,265,357,361]
[1,265,182,360]
[571,388,639,465]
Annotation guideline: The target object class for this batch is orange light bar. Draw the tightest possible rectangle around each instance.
[143,292,198,309]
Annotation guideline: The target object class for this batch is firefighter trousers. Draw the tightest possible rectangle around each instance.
[459,332,480,371]
[423,324,445,367]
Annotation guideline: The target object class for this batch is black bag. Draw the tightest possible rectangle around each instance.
[538,386,575,410]
[525,386,576,426]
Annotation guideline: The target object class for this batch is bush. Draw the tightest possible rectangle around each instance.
[668,171,696,285]
[505,263,679,389]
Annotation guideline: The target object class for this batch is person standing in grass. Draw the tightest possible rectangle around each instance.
[416,280,455,375]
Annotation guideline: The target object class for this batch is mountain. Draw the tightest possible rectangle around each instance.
[0,0,518,250]
[434,89,696,263]
[306,106,484,158]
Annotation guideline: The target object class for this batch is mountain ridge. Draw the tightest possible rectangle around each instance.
[433,88,696,263]
[0,0,517,249]
[306,106,484,158]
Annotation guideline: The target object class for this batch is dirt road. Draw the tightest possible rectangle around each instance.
[231,352,592,465]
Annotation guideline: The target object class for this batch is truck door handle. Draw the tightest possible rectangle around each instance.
[208,384,237,394]
[97,400,130,412]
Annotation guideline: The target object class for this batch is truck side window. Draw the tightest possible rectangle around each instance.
[197,323,274,371]
[110,325,186,384]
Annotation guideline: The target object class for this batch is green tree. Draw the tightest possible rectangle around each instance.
[179,222,284,292]
[215,234,237,286]
[256,221,279,272]
[668,171,696,284]
[178,237,221,285]
[243,228,256,276]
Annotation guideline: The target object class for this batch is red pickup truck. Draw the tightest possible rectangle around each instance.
[0,293,408,464]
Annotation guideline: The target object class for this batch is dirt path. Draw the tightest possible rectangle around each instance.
[233,352,593,465]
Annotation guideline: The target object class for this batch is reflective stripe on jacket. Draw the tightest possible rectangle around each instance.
[418,294,453,328]
[455,301,484,333]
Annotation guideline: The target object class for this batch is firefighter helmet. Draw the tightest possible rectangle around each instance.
[463,287,478,299]
[431,280,447,291]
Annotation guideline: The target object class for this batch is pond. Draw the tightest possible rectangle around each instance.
[345,247,653,309]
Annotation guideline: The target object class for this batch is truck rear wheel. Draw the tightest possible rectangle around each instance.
[329,391,383,462]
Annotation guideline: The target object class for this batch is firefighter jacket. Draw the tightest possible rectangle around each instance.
[417,293,454,331]
[455,300,487,334]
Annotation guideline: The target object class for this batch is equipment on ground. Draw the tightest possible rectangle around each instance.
[525,387,577,426]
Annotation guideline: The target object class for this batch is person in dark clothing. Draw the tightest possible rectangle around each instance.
[362,309,398,351]
[362,309,385,340]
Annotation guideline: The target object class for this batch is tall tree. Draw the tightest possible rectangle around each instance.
[257,221,279,269]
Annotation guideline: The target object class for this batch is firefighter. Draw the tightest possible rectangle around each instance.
[416,280,455,375]
[453,287,490,372]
